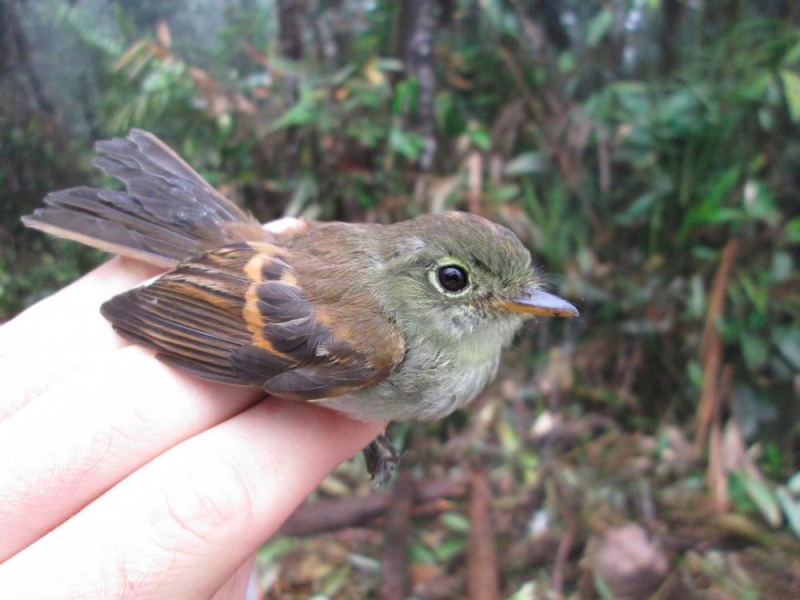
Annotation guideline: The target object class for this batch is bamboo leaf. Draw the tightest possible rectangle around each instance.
[779,69,800,122]
[741,473,782,528]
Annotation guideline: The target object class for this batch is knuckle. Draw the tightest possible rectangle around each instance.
[149,454,256,555]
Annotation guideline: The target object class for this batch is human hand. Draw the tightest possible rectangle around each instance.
[0,218,384,598]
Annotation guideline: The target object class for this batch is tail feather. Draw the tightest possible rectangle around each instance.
[22,129,269,266]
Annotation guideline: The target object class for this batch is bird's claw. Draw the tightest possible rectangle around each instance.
[363,434,403,485]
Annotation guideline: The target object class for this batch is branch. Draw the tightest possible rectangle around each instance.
[279,475,469,537]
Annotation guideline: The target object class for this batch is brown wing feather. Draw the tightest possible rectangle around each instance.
[101,245,258,384]
[23,129,269,266]
[101,241,405,398]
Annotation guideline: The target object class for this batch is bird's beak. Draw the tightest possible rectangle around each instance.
[500,289,579,317]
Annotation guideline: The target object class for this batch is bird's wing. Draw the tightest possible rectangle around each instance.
[101,242,405,398]
[22,129,269,267]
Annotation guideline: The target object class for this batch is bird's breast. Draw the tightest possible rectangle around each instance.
[317,343,500,422]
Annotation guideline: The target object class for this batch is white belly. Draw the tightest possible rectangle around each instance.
[318,350,500,422]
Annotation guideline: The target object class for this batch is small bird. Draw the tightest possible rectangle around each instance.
[23,130,578,481]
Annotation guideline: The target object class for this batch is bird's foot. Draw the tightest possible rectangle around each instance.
[363,434,403,485]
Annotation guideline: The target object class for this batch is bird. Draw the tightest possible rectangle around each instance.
[23,129,578,481]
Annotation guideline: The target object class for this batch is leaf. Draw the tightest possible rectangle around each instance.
[269,85,322,131]
[375,58,404,72]
[440,512,471,534]
[741,473,782,527]
[742,179,778,224]
[393,79,418,115]
[788,471,800,494]
[468,126,491,151]
[435,538,466,561]
[707,166,741,206]
[485,183,520,203]
[688,274,706,318]
[410,544,438,564]
[142,71,168,93]
[740,333,769,371]
[777,487,800,539]
[114,39,147,71]
[592,571,617,600]
[780,69,800,122]
[737,71,773,102]
[784,40,800,66]
[504,152,544,176]
[679,166,742,237]
[496,417,520,453]
[681,207,741,236]
[587,9,613,48]
[506,582,536,600]
[774,328,800,370]
[362,58,385,86]
[320,565,351,596]
[771,251,793,282]
[327,63,357,88]
[659,89,702,125]
[784,218,800,243]
[616,192,656,223]
[558,52,576,72]
[257,537,295,562]
[347,553,381,572]
[388,127,424,159]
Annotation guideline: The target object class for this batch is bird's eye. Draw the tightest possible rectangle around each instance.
[437,265,469,293]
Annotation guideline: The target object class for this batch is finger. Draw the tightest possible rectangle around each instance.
[0,401,384,598]
[0,345,261,562]
[210,553,257,600]
[0,257,162,420]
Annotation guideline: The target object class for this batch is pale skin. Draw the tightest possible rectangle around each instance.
[0,218,385,598]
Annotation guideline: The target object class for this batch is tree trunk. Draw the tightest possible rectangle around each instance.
[532,0,571,51]
[659,0,684,75]
[275,0,305,176]
[0,0,75,233]
[277,0,304,62]
[400,0,438,171]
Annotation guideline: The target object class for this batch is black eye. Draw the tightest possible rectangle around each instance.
[437,265,469,293]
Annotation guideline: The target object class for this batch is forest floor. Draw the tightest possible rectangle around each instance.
[254,347,800,600]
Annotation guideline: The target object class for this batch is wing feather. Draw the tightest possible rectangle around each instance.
[100,242,405,399]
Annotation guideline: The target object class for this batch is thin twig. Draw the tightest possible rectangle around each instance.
[696,239,740,449]
[466,471,500,600]
[551,520,578,599]
[380,473,414,600]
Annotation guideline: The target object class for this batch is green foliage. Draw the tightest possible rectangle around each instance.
[0,241,102,318]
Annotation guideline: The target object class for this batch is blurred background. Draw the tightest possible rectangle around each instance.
[2,0,799,597]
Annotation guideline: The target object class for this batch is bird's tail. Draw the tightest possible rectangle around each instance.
[22,129,269,267]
